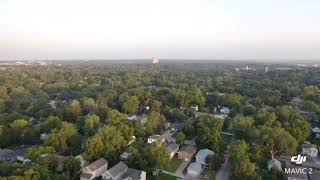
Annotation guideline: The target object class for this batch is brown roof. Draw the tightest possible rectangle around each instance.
[179,145,197,154]
[87,158,108,171]
[55,155,66,163]
[167,143,179,153]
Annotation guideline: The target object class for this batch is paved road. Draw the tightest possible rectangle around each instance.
[216,154,231,180]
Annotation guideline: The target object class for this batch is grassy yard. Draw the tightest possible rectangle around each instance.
[220,133,232,152]
[148,172,177,180]
[164,158,183,172]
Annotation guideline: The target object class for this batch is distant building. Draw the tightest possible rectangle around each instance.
[166,143,179,159]
[178,145,197,161]
[81,158,108,180]
[190,105,199,112]
[128,113,138,121]
[302,143,318,158]
[152,57,159,64]
[187,163,202,176]
[196,149,214,165]
[265,66,269,73]
[147,135,165,144]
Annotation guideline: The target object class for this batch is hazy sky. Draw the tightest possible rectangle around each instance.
[0,0,320,60]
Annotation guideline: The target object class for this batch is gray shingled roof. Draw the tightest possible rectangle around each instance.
[108,161,128,177]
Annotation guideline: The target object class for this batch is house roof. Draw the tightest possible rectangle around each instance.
[167,143,179,153]
[196,149,214,160]
[80,173,93,179]
[148,135,163,140]
[0,149,14,157]
[302,143,318,149]
[179,145,197,155]
[123,168,144,180]
[86,158,108,171]
[188,163,202,171]
[108,161,128,177]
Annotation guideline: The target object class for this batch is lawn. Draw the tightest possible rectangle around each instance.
[164,158,183,172]
[220,133,232,152]
[148,172,177,180]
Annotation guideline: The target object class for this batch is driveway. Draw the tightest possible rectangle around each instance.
[216,154,231,180]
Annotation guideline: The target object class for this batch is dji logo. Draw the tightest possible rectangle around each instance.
[291,154,306,164]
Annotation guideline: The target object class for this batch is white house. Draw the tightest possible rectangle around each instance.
[81,158,108,180]
[267,159,281,171]
[187,163,202,176]
[128,113,138,121]
[147,135,165,144]
[102,161,128,180]
[196,149,214,165]
[190,105,199,112]
[220,107,230,114]
[302,143,318,158]
[166,143,179,159]
[40,133,48,141]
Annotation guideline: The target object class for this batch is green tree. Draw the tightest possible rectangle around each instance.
[27,146,56,161]
[175,131,186,144]
[122,96,139,113]
[0,99,6,113]
[63,156,80,179]
[45,122,78,151]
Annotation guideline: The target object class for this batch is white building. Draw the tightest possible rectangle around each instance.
[147,135,165,144]
[152,57,159,64]
[187,163,202,176]
[190,105,199,112]
[81,158,108,180]
[302,143,318,158]
[312,127,320,134]
[196,149,214,165]
[220,107,230,114]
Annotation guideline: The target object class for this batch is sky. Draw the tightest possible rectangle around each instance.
[0,0,320,61]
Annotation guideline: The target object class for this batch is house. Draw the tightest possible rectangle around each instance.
[178,145,197,161]
[122,168,147,180]
[187,163,202,176]
[40,133,48,141]
[292,97,304,109]
[147,135,165,144]
[195,112,212,118]
[102,161,128,180]
[267,159,281,171]
[166,143,179,159]
[196,149,214,165]
[190,105,199,112]
[312,127,320,134]
[302,143,318,158]
[0,149,14,161]
[81,158,108,180]
[0,148,26,162]
[76,154,89,169]
[128,113,138,121]
[220,107,230,114]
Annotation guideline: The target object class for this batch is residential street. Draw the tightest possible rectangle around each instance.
[216,154,231,180]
